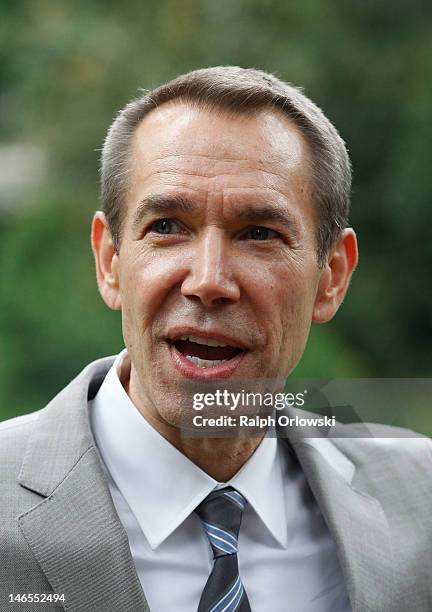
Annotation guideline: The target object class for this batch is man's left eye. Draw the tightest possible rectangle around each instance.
[150,218,180,234]
[245,226,278,240]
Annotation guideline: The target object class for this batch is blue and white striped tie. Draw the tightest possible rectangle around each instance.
[195,487,251,612]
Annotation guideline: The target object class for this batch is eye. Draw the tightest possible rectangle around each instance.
[149,218,180,234]
[244,226,279,241]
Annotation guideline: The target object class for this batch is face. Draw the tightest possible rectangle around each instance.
[94,102,350,429]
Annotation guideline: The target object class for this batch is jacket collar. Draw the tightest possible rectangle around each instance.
[18,356,112,496]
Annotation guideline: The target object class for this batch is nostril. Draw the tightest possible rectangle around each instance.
[181,269,240,306]
[183,293,236,309]
[219,296,233,305]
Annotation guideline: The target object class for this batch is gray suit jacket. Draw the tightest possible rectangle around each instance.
[1,357,431,612]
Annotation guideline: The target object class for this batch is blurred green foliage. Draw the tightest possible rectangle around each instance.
[1,1,431,431]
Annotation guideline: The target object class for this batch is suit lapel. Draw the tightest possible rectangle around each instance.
[17,358,149,612]
[285,433,397,612]
[19,447,149,612]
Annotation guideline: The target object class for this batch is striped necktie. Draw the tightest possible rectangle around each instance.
[195,487,251,612]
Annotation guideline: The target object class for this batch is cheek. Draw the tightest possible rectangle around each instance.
[249,259,310,318]
[119,249,186,330]
[256,262,317,351]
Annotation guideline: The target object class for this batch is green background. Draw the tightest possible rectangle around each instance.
[1,1,431,432]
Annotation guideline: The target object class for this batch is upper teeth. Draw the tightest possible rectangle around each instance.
[179,335,229,348]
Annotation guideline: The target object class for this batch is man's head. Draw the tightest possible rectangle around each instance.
[91,66,357,430]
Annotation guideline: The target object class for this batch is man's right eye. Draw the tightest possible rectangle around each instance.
[149,218,179,234]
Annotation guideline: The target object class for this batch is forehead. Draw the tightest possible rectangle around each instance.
[126,101,312,217]
[132,100,308,168]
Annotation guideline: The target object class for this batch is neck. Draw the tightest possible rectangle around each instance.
[167,433,263,482]
[125,370,263,481]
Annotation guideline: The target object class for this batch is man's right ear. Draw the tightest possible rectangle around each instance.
[91,212,121,310]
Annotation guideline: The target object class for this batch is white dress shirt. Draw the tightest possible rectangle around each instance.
[89,350,351,611]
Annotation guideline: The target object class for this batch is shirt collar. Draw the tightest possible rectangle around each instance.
[229,435,287,547]
[90,350,287,550]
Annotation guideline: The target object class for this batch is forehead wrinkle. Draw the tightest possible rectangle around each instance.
[132,152,310,214]
[139,152,303,182]
[137,157,259,186]
[136,169,305,207]
[147,152,253,164]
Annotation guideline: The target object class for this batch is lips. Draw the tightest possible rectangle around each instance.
[166,330,247,378]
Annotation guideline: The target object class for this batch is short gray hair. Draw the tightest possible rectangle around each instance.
[101,66,351,266]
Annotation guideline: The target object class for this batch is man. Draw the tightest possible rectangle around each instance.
[1,67,431,612]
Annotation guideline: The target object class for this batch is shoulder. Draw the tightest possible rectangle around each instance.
[331,423,432,496]
[0,410,40,433]
[0,355,114,489]
[0,411,40,465]
[283,406,432,469]
[333,421,432,463]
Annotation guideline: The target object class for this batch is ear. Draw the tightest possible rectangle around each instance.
[312,228,358,323]
[91,211,121,310]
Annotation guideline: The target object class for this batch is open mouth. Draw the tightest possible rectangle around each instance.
[170,335,243,369]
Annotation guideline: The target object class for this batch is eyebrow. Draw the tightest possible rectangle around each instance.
[237,204,300,239]
[131,195,194,233]
[131,194,300,239]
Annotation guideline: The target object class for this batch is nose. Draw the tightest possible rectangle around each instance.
[181,229,240,308]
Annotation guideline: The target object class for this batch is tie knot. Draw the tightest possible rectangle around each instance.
[195,487,247,558]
